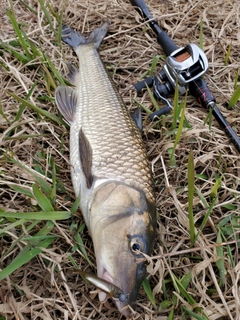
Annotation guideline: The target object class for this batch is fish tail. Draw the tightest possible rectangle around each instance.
[61,22,109,51]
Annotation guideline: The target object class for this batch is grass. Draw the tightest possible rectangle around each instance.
[224,46,240,109]
[187,149,195,246]
[228,84,240,109]
[0,0,240,319]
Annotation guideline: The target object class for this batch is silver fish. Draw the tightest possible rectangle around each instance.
[55,22,156,316]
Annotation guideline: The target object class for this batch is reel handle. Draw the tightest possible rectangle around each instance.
[148,105,172,121]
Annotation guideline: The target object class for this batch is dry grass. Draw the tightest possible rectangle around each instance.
[0,0,240,319]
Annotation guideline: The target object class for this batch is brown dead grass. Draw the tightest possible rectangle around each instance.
[0,0,240,319]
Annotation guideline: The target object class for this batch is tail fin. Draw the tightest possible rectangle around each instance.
[61,22,109,51]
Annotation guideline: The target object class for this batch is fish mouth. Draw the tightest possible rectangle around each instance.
[97,265,131,316]
[98,266,114,302]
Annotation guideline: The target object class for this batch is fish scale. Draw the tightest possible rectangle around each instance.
[70,43,155,203]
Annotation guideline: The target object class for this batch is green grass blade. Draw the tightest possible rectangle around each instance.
[44,54,66,85]
[217,215,231,228]
[146,85,159,111]
[233,69,239,90]
[182,306,208,320]
[142,278,156,308]
[216,229,226,286]
[188,149,195,246]
[7,1,32,58]
[0,211,71,220]
[0,218,27,235]
[41,63,57,92]
[149,55,161,77]
[0,40,30,63]
[4,134,47,141]
[219,230,235,267]
[224,43,232,66]
[57,17,63,45]
[204,106,213,128]
[1,220,53,260]
[228,85,240,109]
[0,99,10,123]
[175,281,196,305]
[168,307,174,320]
[14,82,38,122]
[0,237,56,281]
[50,157,57,205]
[221,204,238,210]
[20,0,37,14]
[134,99,152,114]
[5,156,52,194]
[70,195,81,215]
[68,255,78,269]
[1,220,40,258]
[38,0,57,37]
[181,271,192,289]
[194,197,217,242]
[32,184,54,211]
[20,28,40,58]
[159,300,173,311]
[74,224,92,265]
[169,90,187,164]
[7,184,32,197]
[171,80,179,130]
[22,235,56,242]
[7,91,66,126]
[210,177,222,200]
[195,187,208,208]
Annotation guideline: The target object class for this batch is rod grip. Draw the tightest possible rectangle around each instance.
[189,79,240,153]
[129,0,178,55]
[156,31,178,56]
[129,0,151,17]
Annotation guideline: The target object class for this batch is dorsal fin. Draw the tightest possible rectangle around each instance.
[79,128,93,189]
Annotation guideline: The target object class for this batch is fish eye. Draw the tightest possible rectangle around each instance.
[119,293,127,302]
[132,243,141,251]
[129,235,146,255]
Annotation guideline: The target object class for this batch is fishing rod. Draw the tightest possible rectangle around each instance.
[130,0,240,153]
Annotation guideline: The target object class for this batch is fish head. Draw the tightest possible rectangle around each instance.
[89,181,156,316]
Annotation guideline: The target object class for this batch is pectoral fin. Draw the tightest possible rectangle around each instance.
[79,128,93,189]
[55,86,78,124]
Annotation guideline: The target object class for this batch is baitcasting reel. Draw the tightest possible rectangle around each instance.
[131,0,240,152]
[135,43,208,101]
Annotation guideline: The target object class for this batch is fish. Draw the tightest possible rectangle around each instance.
[55,22,156,316]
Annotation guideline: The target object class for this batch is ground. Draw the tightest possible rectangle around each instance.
[0,0,240,319]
